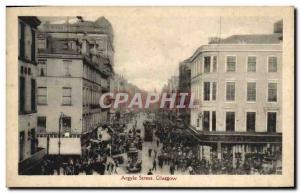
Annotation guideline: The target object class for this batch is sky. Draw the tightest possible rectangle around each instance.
[39,14,281,92]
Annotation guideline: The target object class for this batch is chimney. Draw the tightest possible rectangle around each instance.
[208,37,222,44]
[76,16,84,22]
[273,20,283,34]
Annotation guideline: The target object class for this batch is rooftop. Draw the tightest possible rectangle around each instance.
[211,33,282,44]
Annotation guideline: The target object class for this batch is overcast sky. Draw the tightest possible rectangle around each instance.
[40,15,281,92]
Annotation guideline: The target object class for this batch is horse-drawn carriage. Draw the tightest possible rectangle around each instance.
[126,146,142,173]
[143,121,155,142]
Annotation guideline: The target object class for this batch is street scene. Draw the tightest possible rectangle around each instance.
[18,15,282,176]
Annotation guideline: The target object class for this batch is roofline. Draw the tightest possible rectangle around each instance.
[19,16,41,28]
[189,43,282,62]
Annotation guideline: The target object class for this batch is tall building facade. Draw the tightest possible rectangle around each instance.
[188,22,282,166]
[36,17,114,156]
[18,17,45,174]
[178,60,191,125]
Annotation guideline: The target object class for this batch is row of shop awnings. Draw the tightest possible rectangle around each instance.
[38,137,82,155]
[37,126,112,156]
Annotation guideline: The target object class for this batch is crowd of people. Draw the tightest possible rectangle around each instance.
[39,113,146,175]
[147,120,281,175]
[39,112,281,175]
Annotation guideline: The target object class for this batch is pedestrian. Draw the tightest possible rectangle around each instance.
[152,159,157,171]
[114,161,119,174]
[188,165,193,175]
[170,164,175,175]
[147,169,153,175]
[148,148,152,157]
[158,155,163,168]
[154,149,157,158]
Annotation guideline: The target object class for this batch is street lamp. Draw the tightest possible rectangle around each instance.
[58,112,65,156]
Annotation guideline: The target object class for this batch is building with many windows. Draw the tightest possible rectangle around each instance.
[188,21,282,167]
[18,16,45,174]
[35,17,114,156]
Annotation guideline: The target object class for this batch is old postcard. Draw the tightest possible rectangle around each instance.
[6,6,294,188]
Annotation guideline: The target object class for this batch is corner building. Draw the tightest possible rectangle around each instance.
[189,23,282,168]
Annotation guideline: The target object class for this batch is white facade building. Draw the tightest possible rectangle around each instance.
[36,17,114,156]
[188,23,283,165]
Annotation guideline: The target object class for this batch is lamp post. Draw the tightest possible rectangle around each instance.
[58,112,64,156]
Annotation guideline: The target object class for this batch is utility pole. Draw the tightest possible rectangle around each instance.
[58,112,64,156]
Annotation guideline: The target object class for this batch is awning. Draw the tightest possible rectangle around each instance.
[48,138,82,155]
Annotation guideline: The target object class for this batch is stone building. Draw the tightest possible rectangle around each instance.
[178,59,192,125]
[188,21,282,167]
[35,17,114,156]
[18,16,45,174]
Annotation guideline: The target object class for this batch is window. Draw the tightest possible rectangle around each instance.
[83,88,86,106]
[226,56,236,72]
[31,29,36,62]
[19,131,25,161]
[204,56,211,73]
[226,112,235,132]
[62,87,72,105]
[204,82,216,101]
[247,56,256,72]
[63,60,71,76]
[37,116,46,132]
[212,111,216,131]
[268,56,278,72]
[37,87,47,105]
[212,56,218,72]
[38,59,47,76]
[62,117,71,133]
[267,112,277,133]
[212,82,217,101]
[204,56,217,73]
[30,128,36,155]
[62,41,69,50]
[226,82,235,101]
[20,66,24,74]
[204,82,210,101]
[246,112,256,132]
[268,82,277,102]
[203,111,210,131]
[31,79,36,111]
[247,82,256,102]
[19,76,25,113]
[19,21,25,59]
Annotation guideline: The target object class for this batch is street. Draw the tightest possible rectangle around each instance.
[108,112,188,175]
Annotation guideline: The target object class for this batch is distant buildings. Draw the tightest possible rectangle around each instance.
[18,16,45,174]
[109,73,146,123]
[178,59,191,125]
[186,20,283,166]
[167,76,179,93]
[160,75,179,125]
[35,17,114,156]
